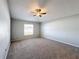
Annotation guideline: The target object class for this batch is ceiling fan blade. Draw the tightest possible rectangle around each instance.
[41,13,46,14]
[33,15,36,16]
[31,10,38,13]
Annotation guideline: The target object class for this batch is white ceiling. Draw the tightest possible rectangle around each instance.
[8,0,79,22]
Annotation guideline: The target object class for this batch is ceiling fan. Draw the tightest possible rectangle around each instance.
[32,8,47,17]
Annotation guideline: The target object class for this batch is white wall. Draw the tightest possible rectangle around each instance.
[12,19,40,41]
[0,0,10,59]
[41,14,79,47]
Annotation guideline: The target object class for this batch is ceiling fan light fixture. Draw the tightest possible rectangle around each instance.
[31,8,47,17]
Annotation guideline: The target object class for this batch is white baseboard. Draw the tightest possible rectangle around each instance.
[4,42,10,59]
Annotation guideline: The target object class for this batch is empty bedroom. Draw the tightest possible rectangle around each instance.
[0,0,79,59]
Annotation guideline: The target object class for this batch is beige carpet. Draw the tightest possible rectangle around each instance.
[7,38,79,59]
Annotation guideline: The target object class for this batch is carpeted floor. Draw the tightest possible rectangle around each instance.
[7,38,79,59]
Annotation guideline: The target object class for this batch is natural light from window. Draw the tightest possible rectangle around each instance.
[24,24,33,35]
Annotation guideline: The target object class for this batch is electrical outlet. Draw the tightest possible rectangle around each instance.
[5,49,7,51]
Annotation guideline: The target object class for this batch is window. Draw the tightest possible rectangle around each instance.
[24,24,33,35]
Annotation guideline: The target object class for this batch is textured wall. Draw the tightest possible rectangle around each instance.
[0,0,10,59]
[41,14,79,47]
[12,19,40,41]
